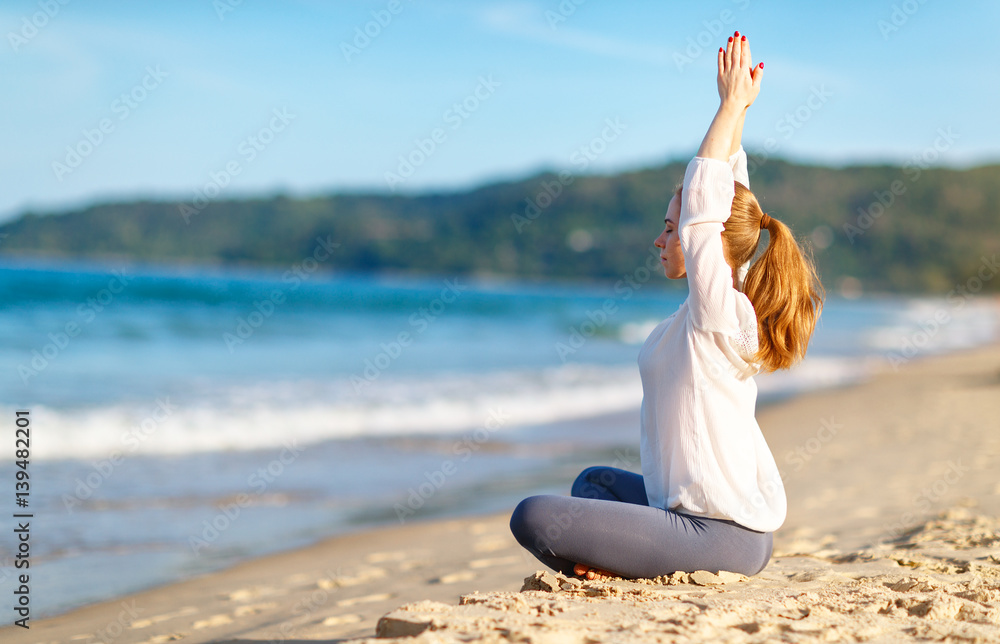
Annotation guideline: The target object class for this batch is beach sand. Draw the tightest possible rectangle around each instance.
[6,342,1000,643]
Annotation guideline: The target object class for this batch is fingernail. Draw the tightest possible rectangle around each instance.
[734,31,740,37]
[728,36,733,43]
[741,35,746,41]
[759,62,763,68]
[719,47,724,52]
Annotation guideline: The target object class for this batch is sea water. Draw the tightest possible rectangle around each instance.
[0,259,996,616]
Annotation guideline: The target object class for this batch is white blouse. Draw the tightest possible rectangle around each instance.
[638,147,786,533]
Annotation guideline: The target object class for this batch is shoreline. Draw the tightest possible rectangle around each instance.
[6,341,1000,642]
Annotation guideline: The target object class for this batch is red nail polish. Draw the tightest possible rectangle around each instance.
[719,47,723,52]
[734,31,739,37]
[728,36,733,43]
[759,62,763,68]
[741,35,746,41]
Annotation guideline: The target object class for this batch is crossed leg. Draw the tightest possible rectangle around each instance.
[509,466,773,579]
[568,466,649,578]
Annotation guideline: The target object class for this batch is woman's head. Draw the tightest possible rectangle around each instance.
[661,182,824,371]
[654,194,686,279]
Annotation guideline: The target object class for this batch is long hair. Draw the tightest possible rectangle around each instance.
[675,182,824,371]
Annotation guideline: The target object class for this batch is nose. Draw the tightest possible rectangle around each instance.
[654,229,666,249]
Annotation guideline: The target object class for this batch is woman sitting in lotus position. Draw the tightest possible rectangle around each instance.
[510,31,823,580]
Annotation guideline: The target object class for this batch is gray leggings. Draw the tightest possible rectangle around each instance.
[509,466,773,578]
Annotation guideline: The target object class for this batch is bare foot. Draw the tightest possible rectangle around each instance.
[573,563,614,580]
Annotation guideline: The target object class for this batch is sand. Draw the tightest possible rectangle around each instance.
[5,341,999,644]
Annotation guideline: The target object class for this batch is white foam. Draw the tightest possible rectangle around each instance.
[756,355,876,398]
[9,365,645,461]
[11,355,880,461]
[619,319,660,345]
[864,296,999,355]
[11,297,997,462]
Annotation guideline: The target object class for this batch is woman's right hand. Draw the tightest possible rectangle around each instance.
[717,31,763,111]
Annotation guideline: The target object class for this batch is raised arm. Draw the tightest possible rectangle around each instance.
[679,32,764,332]
[730,106,746,159]
[697,31,762,163]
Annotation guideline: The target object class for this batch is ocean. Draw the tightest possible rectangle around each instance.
[0,259,997,617]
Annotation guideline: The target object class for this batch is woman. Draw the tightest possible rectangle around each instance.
[509,31,823,580]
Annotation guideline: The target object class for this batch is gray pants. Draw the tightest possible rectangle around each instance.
[509,466,773,578]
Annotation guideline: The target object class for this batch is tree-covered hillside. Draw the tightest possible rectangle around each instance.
[2,154,998,294]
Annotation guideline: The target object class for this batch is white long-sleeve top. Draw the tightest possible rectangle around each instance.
[638,146,786,533]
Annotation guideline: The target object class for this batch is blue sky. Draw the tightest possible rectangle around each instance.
[1,0,997,222]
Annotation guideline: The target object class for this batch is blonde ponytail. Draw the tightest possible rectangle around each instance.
[725,183,824,372]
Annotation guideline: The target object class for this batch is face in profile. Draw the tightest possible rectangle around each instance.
[654,195,686,279]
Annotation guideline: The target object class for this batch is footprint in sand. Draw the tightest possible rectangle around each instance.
[365,549,434,573]
[473,536,514,553]
[434,570,477,584]
[226,586,287,602]
[317,566,388,589]
[234,602,278,617]
[322,613,363,626]
[137,634,188,643]
[399,559,432,571]
[469,555,520,569]
[192,613,233,629]
[129,606,199,629]
[365,550,410,564]
[336,592,394,607]
[468,522,492,535]
[775,536,838,557]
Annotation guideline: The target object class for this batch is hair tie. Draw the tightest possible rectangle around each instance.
[760,213,772,230]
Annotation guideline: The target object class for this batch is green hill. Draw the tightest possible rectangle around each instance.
[2,154,999,294]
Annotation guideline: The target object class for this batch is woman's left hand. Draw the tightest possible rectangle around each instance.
[717,31,763,110]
